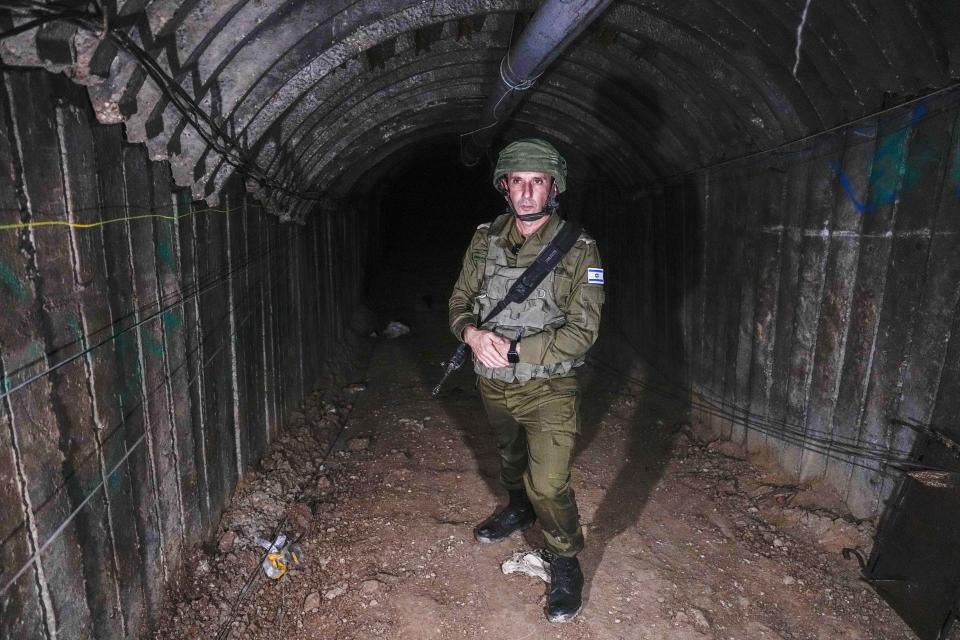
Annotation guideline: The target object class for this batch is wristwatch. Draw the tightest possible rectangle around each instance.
[507,339,520,364]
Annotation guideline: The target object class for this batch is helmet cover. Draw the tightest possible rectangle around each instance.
[493,138,567,194]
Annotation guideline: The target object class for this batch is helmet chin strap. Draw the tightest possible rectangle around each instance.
[503,183,559,222]
[514,209,550,222]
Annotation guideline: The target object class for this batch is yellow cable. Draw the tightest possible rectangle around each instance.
[0,206,249,232]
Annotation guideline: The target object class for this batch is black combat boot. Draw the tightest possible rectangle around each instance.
[546,556,583,623]
[474,489,537,543]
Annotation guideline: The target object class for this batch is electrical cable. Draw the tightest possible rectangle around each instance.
[0,204,234,232]
[0,228,280,402]
[1,227,278,392]
[602,323,931,459]
[584,351,950,474]
[8,240,290,546]
[0,235,294,600]
[0,238,289,549]
[656,81,960,185]
[212,393,353,640]
[0,1,322,203]
[459,17,540,165]
[0,203,273,386]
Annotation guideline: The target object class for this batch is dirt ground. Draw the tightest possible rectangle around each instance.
[154,239,917,640]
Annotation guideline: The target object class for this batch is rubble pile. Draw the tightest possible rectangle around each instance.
[153,384,362,640]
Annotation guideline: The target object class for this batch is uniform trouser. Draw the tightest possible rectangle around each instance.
[478,375,585,558]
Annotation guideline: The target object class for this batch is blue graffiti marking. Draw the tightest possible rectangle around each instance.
[832,103,931,215]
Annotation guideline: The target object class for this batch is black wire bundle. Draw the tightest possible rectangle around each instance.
[0,228,294,601]
[0,0,321,204]
[586,345,958,477]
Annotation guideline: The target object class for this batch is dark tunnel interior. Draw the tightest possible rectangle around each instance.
[1,1,960,639]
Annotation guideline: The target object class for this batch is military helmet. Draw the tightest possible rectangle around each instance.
[493,138,567,194]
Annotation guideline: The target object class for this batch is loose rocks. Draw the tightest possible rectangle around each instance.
[303,592,321,612]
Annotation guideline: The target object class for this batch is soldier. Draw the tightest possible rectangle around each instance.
[448,138,604,622]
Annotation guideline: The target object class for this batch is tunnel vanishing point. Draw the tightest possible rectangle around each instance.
[0,1,959,638]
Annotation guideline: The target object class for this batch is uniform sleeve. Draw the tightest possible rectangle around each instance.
[519,239,604,365]
[448,228,488,342]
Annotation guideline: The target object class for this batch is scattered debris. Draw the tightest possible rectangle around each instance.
[688,608,711,632]
[285,503,313,536]
[381,321,411,338]
[707,439,748,460]
[303,592,321,612]
[360,579,382,594]
[501,550,551,584]
[324,584,348,600]
[347,437,371,452]
[217,530,236,554]
[254,535,303,580]
[315,475,334,492]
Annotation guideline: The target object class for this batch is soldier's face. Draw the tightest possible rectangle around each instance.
[502,171,553,215]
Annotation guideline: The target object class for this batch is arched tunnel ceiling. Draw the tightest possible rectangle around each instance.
[2,0,957,218]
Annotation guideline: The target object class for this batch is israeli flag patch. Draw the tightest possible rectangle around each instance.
[587,268,604,284]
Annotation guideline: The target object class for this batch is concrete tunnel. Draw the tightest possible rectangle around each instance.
[0,1,959,638]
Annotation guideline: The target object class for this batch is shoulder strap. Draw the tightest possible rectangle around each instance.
[478,220,582,327]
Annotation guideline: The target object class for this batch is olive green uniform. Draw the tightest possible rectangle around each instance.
[449,212,604,558]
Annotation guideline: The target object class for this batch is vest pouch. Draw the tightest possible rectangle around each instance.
[472,292,487,316]
[484,267,526,299]
[474,223,580,383]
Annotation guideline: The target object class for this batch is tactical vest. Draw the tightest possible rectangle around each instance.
[473,218,583,383]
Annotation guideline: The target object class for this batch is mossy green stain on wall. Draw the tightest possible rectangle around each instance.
[867,126,911,207]
[115,332,142,408]
[0,341,45,396]
[157,234,176,274]
[0,259,27,301]
[163,309,183,337]
[66,312,84,343]
[833,104,933,214]
[28,340,44,362]
[141,329,164,359]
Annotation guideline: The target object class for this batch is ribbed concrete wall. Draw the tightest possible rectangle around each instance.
[0,1,957,637]
[0,69,369,639]
[593,89,960,520]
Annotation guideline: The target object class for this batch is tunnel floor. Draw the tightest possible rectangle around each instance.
[154,231,916,640]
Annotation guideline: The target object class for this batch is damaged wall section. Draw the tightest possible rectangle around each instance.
[592,89,960,523]
[0,68,370,639]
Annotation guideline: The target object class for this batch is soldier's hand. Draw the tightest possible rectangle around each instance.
[463,327,510,368]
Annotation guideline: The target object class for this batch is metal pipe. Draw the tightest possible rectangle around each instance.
[461,0,615,166]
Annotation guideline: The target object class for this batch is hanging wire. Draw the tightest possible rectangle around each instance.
[0,223,279,402]
[212,404,351,640]
[0,237,276,411]
[459,17,543,165]
[0,236,294,600]
[0,1,322,203]
[0,236,286,552]
[663,81,960,183]
[0,204,233,232]
[584,320,958,475]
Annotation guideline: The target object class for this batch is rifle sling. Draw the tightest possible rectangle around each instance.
[478,220,582,328]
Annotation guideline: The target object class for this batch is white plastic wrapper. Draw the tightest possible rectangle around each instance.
[501,549,552,583]
[382,321,411,338]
